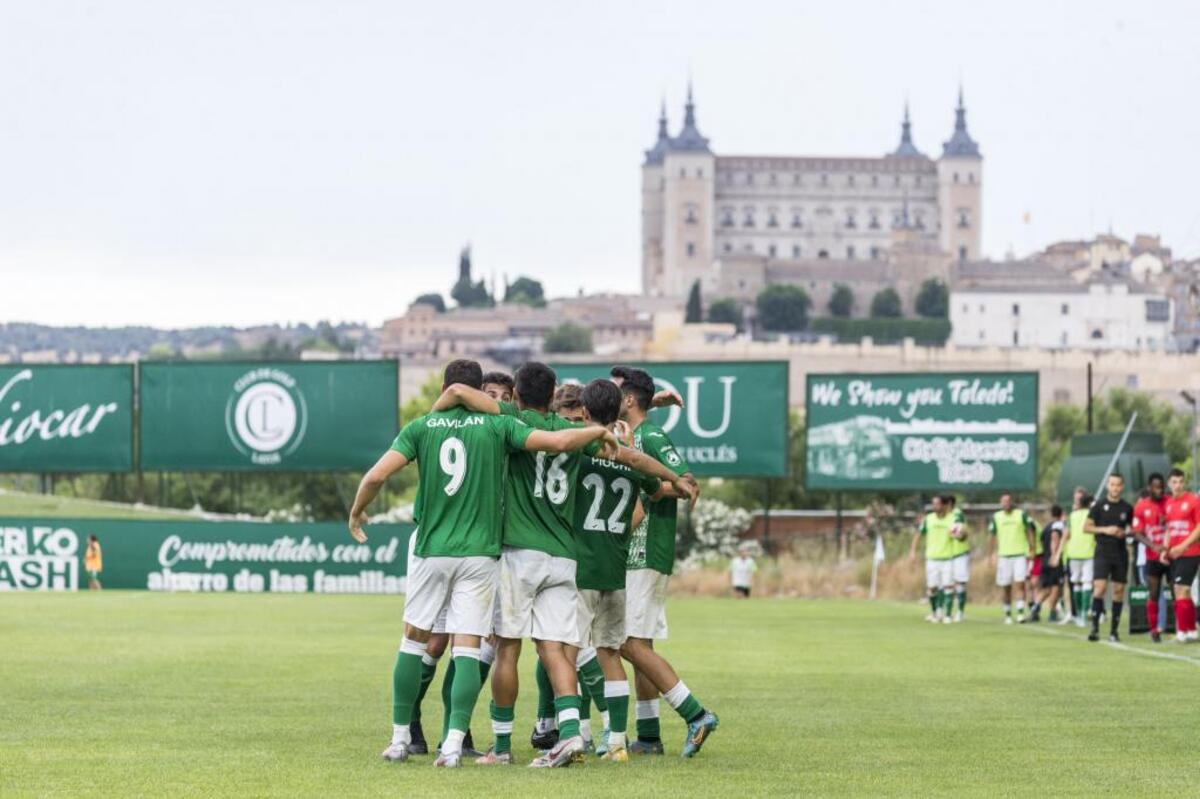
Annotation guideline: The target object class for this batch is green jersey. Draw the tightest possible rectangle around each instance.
[391,407,531,558]
[1064,507,1096,560]
[627,419,689,575]
[948,508,970,557]
[919,511,956,560]
[499,403,601,560]
[989,509,1034,557]
[574,454,661,591]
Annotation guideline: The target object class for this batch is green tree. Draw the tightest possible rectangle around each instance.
[685,280,703,323]
[504,276,546,307]
[828,284,854,318]
[756,284,811,332]
[450,246,493,308]
[870,288,902,318]
[412,293,445,312]
[544,322,593,353]
[707,298,744,331]
[914,278,949,318]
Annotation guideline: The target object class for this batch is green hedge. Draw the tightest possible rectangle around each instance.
[809,316,951,345]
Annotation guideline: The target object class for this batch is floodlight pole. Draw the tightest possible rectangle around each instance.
[1183,391,1198,493]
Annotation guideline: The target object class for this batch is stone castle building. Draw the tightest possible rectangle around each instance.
[640,85,983,314]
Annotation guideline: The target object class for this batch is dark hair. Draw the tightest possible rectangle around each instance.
[610,365,655,411]
[551,383,583,413]
[1109,472,1124,482]
[582,379,623,426]
[1149,472,1165,485]
[88,534,99,542]
[1050,504,1063,518]
[515,361,557,410]
[941,494,957,506]
[1170,467,1186,480]
[1082,493,1094,507]
[443,359,483,391]
[481,371,514,392]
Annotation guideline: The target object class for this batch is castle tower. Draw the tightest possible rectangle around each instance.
[936,86,983,261]
[657,82,715,297]
[641,100,671,295]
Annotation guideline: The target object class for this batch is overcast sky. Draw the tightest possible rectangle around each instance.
[2,1,1198,328]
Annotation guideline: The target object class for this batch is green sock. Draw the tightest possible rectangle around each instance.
[479,659,492,683]
[606,683,630,735]
[668,683,705,723]
[1072,589,1081,615]
[535,660,556,723]
[554,694,582,740]
[440,658,456,742]
[489,701,514,755]
[636,709,661,742]
[412,657,437,722]
[577,657,608,713]
[579,686,592,721]
[448,655,482,733]
[392,649,424,725]
[943,589,955,614]
[928,592,938,613]
[957,588,968,612]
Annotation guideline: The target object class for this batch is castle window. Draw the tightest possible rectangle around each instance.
[723,242,732,253]
[1061,303,1069,315]
[743,208,755,228]
[746,173,754,186]
[768,244,777,257]
[1013,331,1019,345]
[871,175,879,187]
[1012,303,1020,316]
[680,168,686,178]
[914,176,922,186]
[845,211,857,229]
[954,172,960,183]
[696,168,704,178]
[847,174,855,186]
[914,212,924,229]
[820,174,828,187]
[869,212,880,229]
[894,175,901,187]
[686,242,696,258]
[791,211,803,229]
[721,208,735,227]
[767,211,779,228]
[685,204,698,224]
[769,173,777,186]
[968,172,976,184]
[870,246,881,260]
[958,245,967,261]
[846,245,856,259]
[792,244,801,258]
[818,249,829,259]
[793,174,802,186]
[958,210,970,228]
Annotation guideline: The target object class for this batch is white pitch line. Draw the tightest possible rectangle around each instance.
[1024,622,1200,668]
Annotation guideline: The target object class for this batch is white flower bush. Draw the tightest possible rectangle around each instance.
[679,498,752,570]
[263,503,314,523]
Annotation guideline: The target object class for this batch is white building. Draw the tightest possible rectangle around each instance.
[951,275,1173,352]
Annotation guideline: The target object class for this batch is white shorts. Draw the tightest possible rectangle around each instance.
[578,588,627,650]
[406,531,449,634]
[496,547,578,644]
[403,554,498,637]
[996,555,1028,587]
[625,568,669,640]
[925,558,953,589]
[952,553,971,585]
[1069,558,1094,585]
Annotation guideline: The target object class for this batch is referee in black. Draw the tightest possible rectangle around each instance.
[1084,474,1136,642]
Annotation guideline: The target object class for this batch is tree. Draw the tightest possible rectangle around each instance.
[707,298,744,331]
[450,246,493,308]
[870,288,902,318]
[685,280,703,323]
[756,284,811,332]
[504,276,546,307]
[828,284,854,318]
[544,322,592,353]
[915,278,949,318]
[412,293,445,313]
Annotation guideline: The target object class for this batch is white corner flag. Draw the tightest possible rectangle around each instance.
[870,534,885,599]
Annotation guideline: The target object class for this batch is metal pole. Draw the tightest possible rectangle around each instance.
[762,479,772,554]
[835,492,844,560]
[1086,362,1094,433]
[1094,412,1138,500]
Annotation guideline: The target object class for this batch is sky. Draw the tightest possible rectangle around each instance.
[1,1,1199,329]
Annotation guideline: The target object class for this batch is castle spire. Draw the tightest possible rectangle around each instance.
[643,98,672,165]
[672,78,710,153]
[890,99,922,158]
[942,84,981,158]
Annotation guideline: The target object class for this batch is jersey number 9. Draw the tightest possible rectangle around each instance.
[439,437,467,496]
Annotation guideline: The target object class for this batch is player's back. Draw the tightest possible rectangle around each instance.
[575,453,659,591]
[500,403,596,559]
[397,406,523,559]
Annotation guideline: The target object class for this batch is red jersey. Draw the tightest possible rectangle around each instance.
[1164,492,1200,557]
[1132,495,1167,561]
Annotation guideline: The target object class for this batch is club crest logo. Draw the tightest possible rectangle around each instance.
[225,368,308,464]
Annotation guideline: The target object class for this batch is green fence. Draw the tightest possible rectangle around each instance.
[550,361,789,477]
[0,518,413,592]
[139,361,398,471]
[805,371,1038,490]
[0,365,134,472]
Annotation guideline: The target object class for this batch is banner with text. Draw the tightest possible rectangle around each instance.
[0,518,413,593]
[140,361,399,471]
[550,361,788,477]
[804,372,1039,490]
[0,365,133,472]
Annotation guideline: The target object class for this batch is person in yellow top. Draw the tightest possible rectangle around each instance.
[988,493,1038,624]
[1052,488,1095,627]
[84,534,103,591]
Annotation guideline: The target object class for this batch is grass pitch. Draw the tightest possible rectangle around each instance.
[1,593,1193,798]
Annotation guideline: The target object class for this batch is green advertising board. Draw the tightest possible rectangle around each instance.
[0,365,133,472]
[805,372,1038,490]
[549,361,788,477]
[0,518,413,593]
[140,361,399,471]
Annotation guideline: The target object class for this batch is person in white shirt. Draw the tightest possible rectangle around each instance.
[729,547,758,598]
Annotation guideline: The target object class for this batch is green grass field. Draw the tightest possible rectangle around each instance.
[0,489,191,520]
[2,594,1194,798]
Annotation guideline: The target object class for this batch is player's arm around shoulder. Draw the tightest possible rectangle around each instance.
[524,423,616,456]
[612,444,696,507]
[431,383,502,415]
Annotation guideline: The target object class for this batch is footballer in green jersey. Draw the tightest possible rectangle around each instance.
[432,363,693,767]
[987,493,1037,624]
[909,495,956,623]
[348,359,617,768]
[945,495,970,621]
[610,365,718,760]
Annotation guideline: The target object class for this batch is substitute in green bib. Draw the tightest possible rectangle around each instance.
[988,493,1037,624]
[1054,489,1096,627]
[348,359,618,769]
[909,495,956,623]
[946,495,970,621]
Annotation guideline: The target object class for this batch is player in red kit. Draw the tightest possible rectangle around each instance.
[1162,469,1200,643]
[1132,473,1168,641]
